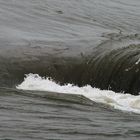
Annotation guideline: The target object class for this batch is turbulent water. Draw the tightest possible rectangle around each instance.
[0,0,140,139]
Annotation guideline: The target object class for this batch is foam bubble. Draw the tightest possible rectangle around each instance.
[16,73,140,114]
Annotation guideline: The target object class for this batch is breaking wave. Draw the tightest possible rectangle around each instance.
[0,34,140,95]
[0,0,140,95]
[17,74,140,114]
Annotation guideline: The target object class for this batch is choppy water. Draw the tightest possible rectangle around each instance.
[0,0,140,139]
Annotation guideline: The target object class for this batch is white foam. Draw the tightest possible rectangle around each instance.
[16,73,140,114]
[135,58,140,65]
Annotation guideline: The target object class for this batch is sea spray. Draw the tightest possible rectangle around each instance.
[17,73,140,114]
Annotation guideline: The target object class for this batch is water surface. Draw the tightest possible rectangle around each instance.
[0,0,140,139]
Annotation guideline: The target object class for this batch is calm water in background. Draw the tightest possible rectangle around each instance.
[0,0,140,139]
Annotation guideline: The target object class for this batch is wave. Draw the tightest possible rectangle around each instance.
[0,0,140,95]
[0,34,140,95]
[17,73,140,114]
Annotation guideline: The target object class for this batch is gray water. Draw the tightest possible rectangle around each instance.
[0,0,140,139]
[0,88,140,140]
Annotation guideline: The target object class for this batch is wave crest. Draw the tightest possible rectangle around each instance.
[17,73,140,114]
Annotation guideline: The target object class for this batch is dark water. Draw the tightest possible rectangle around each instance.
[0,0,140,139]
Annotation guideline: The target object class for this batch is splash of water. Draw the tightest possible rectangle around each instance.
[17,73,140,114]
